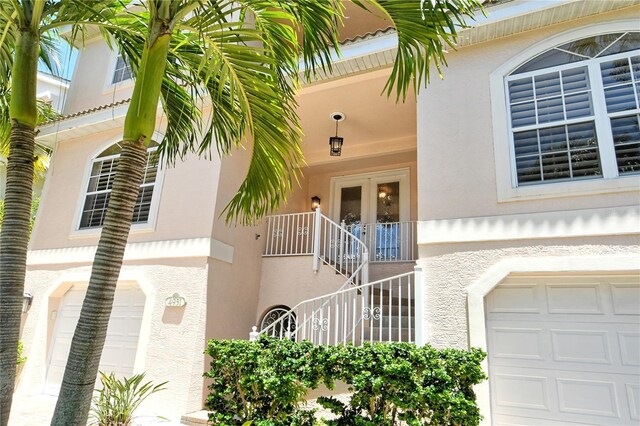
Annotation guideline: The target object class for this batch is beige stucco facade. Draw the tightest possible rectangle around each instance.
[13,1,640,423]
[415,5,640,423]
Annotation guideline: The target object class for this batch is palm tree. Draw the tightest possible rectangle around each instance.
[0,2,135,424]
[50,1,480,423]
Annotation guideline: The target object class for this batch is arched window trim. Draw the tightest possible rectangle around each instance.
[71,132,165,238]
[490,20,640,202]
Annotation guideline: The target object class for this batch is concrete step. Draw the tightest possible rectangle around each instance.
[364,326,412,342]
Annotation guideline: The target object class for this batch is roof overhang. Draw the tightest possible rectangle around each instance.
[36,100,130,147]
[302,0,640,85]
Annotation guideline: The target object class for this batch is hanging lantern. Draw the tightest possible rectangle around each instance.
[329,112,345,156]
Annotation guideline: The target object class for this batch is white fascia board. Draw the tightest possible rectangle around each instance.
[298,31,398,74]
[37,72,70,88]
[468,0,571,27]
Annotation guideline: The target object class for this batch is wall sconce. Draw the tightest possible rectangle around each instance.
[23,292,33,313]
[311,196,321,211]
[329,112,345,156]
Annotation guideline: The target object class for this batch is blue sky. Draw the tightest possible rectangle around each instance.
[38,39,78,80]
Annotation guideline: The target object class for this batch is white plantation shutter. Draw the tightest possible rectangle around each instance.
[506,32,640,186]
[79,146,158,229]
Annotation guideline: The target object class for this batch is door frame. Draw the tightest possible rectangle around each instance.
[329,168,410,224]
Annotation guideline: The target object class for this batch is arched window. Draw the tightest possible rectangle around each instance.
[79,142,159,229]
[506,31,639,186]
[259,306,297,339]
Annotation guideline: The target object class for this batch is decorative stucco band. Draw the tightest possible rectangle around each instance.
[418,205,640,244]
[26,237,234,265]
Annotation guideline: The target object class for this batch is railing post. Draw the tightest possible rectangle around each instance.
[312,207,322,273]
[249,326,259,342]
[362,252,369,286]
[414,265,426,346]
[339,221,346,267]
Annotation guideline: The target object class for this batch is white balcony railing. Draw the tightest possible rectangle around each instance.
[258,271,423,346]
[263,213,417,263]
[264,212,316,256]
[345,221,417,262]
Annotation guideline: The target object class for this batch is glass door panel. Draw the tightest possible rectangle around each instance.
[374,181,400,260]
[339,186,363,225]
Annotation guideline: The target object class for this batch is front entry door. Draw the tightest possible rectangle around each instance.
[331,169,410,260]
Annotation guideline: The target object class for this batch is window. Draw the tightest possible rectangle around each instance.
[112,54,133,84]
[79,143,158,229]
[506,32,640,187]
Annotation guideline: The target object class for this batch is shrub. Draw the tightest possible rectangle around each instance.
[16,340,26,365]
[89,372,167,426]
[206,337,486,426]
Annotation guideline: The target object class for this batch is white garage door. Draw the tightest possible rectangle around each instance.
[486,275,640,425]
[45,283,145,395]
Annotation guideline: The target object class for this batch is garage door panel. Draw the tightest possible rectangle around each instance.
[494,413,603,426]
[627,383,640,421]
[45,283,145,395]
[487,275,640,425]
[611,284,640,315]
[492,373,552,411]
[487,312,640,324]
[489,327,545,361]
[619,331,640,366]
[486,285,541,314]
[492,366,638,425]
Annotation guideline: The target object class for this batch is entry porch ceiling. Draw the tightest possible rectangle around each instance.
[297,69,416,167]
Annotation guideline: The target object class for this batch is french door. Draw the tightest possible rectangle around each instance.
[330,169,410,260]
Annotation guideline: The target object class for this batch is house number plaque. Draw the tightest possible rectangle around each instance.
[165,293,187,307]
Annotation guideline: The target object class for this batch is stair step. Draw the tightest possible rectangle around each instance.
[363,327,413,342]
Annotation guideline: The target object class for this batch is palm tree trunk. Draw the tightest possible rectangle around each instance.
[51,20,172,424]
[50,139,147,426]
[0,29,39,426]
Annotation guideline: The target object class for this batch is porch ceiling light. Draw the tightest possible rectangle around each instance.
[311,196,321,211]
[329,112,345,156]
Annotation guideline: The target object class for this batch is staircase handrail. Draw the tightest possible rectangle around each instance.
[258,271,416,344]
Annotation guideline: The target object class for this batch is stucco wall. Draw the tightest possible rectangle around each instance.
[416,6,640,221]
[63,39,133,115]
[256,256,346,322]
[30,127,220,250]
[205,148,264,341]
[19,260,208,421]
[417,235,640,350]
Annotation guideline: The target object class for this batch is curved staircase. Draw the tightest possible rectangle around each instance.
[258,208,422,346]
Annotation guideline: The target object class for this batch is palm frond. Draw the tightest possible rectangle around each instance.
[353,0,481,101]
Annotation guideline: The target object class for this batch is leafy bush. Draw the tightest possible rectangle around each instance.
[89,372,167,426]
[206,337,486,426]
[16,340,26,365]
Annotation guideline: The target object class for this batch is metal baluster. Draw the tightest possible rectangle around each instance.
[398,278,403,342]
[389,278,393,342]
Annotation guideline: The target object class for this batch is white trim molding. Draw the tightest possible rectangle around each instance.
[490,20,640,203]
[466,255,640,425]
[418,205,640,245]
[27,237,234,266]
[70,131,166,238]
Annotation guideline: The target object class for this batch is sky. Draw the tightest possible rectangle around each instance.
[38,39,78,81]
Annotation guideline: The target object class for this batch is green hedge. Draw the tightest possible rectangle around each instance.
[206,337,486,426]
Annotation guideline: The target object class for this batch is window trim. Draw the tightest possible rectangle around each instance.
[102,52,135,93]
[490,20,640,202]
[70,133,166,239]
